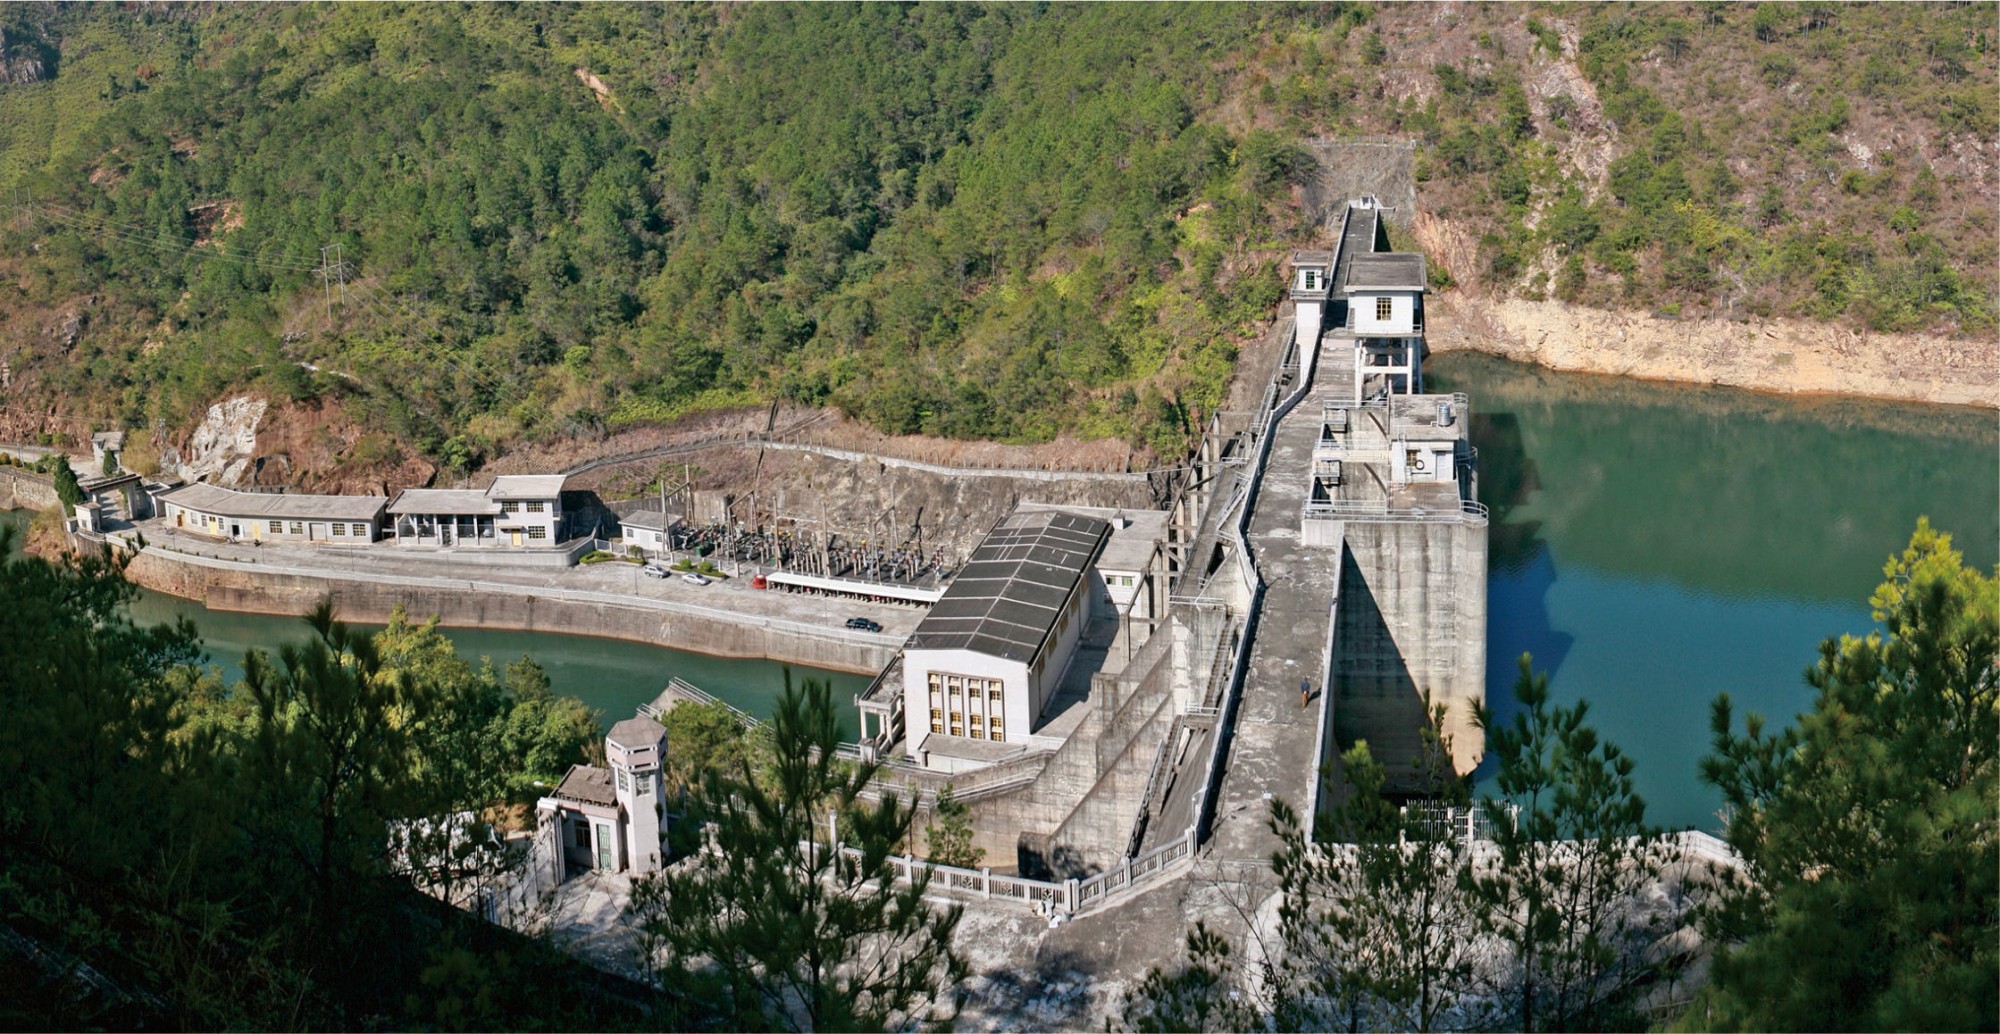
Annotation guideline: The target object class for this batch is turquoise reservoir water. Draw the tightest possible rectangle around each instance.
[1429,353,1998,830]
[8,359,1993,828]
[0,508,868,732]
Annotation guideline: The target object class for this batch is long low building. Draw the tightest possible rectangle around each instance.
[156,482,388,543]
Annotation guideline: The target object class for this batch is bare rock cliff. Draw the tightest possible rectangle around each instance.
[1430,294,1997,410]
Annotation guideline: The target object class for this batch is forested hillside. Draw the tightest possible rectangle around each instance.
[0,2,1991,478]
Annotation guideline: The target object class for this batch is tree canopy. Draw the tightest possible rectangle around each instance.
[1692,520,1998,1032]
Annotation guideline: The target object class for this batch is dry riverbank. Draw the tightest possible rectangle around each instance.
[1430,293,1997,410]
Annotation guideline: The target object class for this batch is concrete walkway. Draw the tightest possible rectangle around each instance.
[1203,364,1345,873]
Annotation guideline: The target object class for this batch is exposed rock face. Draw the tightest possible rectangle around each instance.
[177,397,267,485]
[0,26,55,85]
[1430,293,1999,410]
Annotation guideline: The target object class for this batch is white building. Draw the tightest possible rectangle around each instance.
[535,716,667,879]
[156,482,388,543]
[388,474,567,547]
[900,509,1110,772]
[1012,502,1171,624]
[616,502,681,557]
[1343,251,1428,400]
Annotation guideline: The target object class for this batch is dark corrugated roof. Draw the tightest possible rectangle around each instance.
[907,509,1109,664]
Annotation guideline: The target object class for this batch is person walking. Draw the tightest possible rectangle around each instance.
[1300,678,1311,709]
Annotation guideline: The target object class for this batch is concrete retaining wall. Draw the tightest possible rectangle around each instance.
[0,469,60,512]
[1332,519,1487,784]
[123,549,897,674]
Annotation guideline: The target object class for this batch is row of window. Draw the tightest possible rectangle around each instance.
[927,672,1006,742]
[498,500,549,513]
[1106,573,1137,588]
[329,522,369,537]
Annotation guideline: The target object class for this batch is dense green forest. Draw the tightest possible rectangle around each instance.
[0,2,1992,472]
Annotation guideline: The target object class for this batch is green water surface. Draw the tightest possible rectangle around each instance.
[8,360,1993,828]
[1429,353,1998,829]
[2,508,867,732]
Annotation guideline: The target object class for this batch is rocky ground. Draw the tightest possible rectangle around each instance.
[1428,292,1998,411]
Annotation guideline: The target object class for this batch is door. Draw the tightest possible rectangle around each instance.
[594,823,615,870]
[511,530,521,546]
[175,512,184,528]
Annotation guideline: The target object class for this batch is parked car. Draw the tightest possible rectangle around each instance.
[845,617,883,632]
[641,562,669,578]
[682,572,712,586]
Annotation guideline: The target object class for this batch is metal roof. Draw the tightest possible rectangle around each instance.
[907,509,1110,665]
[488,474,568,500]
[158,482,388,522]
[1344,252,1427,292]
[388,488,501,516]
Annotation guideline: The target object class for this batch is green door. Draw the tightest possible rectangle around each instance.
[594,823,614,870]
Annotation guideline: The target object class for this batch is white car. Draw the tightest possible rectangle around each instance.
[681,572,711,586]
[641,563,669,578]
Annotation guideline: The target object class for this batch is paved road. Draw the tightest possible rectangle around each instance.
[124,519,927,640]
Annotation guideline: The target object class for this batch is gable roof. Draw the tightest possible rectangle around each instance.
[158,482,388,522]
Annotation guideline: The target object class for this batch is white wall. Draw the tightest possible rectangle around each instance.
[902,647,1031,758]
[1351,291,1419,336]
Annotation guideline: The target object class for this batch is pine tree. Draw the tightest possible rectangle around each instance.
[924,783,984,869]
[1465,655,1688,1032]
[628,673,964,1032]
[1692,520,1998,1031]
[1267,705,1483,1032]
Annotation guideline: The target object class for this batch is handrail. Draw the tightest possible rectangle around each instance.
[1301,498,1490,524]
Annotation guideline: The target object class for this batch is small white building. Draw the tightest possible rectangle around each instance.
[616,502,683,557]
[89,430,125,472]
[901,509,1111,772]
[1290,249,1335,368]
[389,474,567,547]
[156,482,388,543]
[1343,251,1428,399]
[535,716,667,880]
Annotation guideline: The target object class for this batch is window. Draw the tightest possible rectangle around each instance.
[290,522,304,535]
[527,500,546,513]
[969,725,984,739]
[991,725,1005,743]
[351,523,367,537]
[1375,296,1393,322]
[636,777,650,796]
[617,769,630,793]
[332,523,346,536]
[268,520,282,534]
[574,822,589,848]
[528,526,548,540]
[1302,270,1319,291]
[501,500,520,513]
[930,709,943,734]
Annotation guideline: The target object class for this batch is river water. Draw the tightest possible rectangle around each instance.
[0,508,869,733]
[8,358,1994,828]
[1428,353,1997,829]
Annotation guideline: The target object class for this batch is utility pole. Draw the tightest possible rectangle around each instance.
[318,246,334,323]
